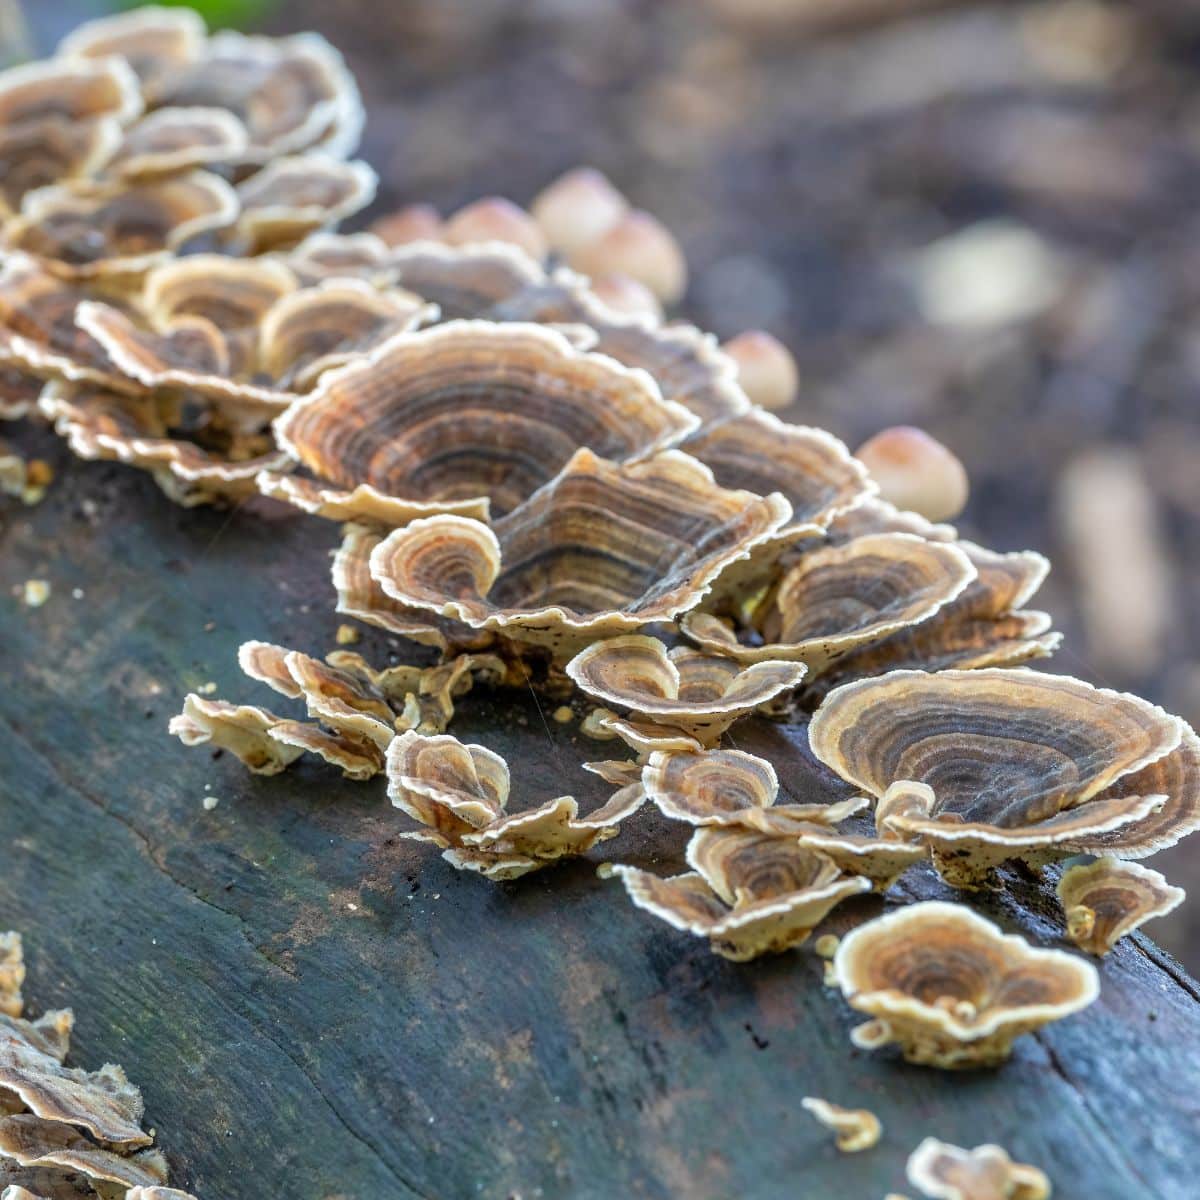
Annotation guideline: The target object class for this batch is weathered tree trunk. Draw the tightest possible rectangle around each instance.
[1,433,1196,1200]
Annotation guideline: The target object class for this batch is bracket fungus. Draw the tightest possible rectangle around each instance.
[169,694,384,780]
[832,902,1099,1068]
[387,731,645,879]
[270,320,698,524]
[564,636,807,746]
[3,171,239,280]
[684,532,976,671]
[1056,858,1184,956]
[603,827,871,960]
[368,447,792,659]
[640,747,865,829]
[800,1096,882,1153]
[810,668,1190,887]
[906,1138,1051,1200]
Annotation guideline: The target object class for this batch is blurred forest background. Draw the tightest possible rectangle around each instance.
[12,0,1200,966]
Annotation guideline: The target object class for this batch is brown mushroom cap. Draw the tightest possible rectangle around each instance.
[0,1114,167,1192]
[906,1138,1051,1200]
[803,540,1059,701]
[235,155,377,251]
[58,7,207,91]
[605,829,870,960]
[681,410,872,534]
[0,116,122,218]
[642,748,779,824]
[4,172,238,279]
[169,693,383,779]
[0,56,142,130]
[564,636,806,742]
[282,231,395,285]
[811,668,1184,886]
[150,30,363,161]
[387,731,642,878]
[811,668,1181,824]
[0,1048,150,1147]
[369,447,792,658]
[0,254,142,392]
[833,901,1099,1068]
[1057,857,1184,956]
[684,532,976,668]
[274,320,698,522]
[107,107,249,178]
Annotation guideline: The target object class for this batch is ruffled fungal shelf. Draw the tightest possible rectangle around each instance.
[809,668,1192,887]
[1056,857,1184,956]
[832,902,1099,1068]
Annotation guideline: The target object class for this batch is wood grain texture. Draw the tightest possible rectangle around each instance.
[0,427,1196,1200]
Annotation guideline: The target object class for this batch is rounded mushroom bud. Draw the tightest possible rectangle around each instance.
[587,273,663,321]
[1056,857,1184,956]
[443,197,548,260]
[565,635,807,746]
[370,203,444,247]
[906,1138,1051,1200]
[569,210,687,305]
[531,166,628,255]
[855,426,970,523]
[721,330,799,411]
[810,668,1187,888]
[834,901,1099,1069]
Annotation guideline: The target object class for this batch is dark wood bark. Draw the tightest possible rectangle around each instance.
[0,433,1195,1200]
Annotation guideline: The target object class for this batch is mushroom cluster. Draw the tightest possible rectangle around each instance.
[5,14,1195,1187]
[0,931,198,1200]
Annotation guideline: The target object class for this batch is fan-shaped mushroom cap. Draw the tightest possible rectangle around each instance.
[235,155,377,251]
[810,668,1184,886]
[565,636,806,743]
[906,1138,1051,1200]
[685,533,976,668]
[804,541,1059,700]
[0,1114,167,1192]
[107,107,248,178]
[332,524,491,652]
[0,255,141,392]
[4,171,238,279]
[58,6,207,91]
[283,231,395,285]
[387,731,642,878]
[1071,725,1200,858]
[273,320,697,523]
[169,693,383,779]
[721,330,799,411]
[151,30,363,161]
[0,1048,150,1147]
[1056,858,1184,956]
[370,448,793,658]
[800,1097,881,1153]
[39,381,291,508]
[833,901,1099,1068]
[0,116,122,218]
[0,56,142,130]
[682,410,873,534]
[605,829,870,960]
[388,241,545,320]
[595,714,705,755]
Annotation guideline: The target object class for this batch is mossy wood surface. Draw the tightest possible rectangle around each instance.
[1,434,1197,1200]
